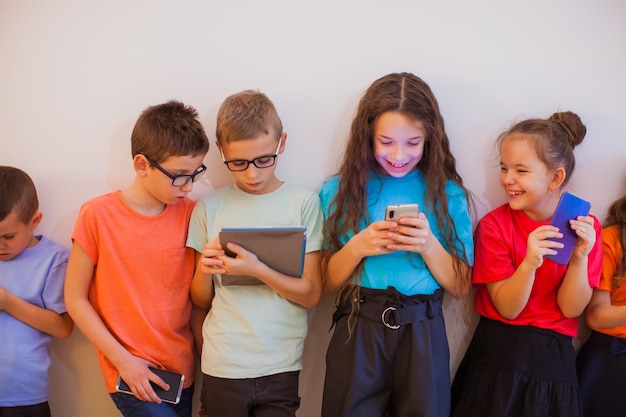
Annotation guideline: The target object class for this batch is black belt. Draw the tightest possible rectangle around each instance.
[332,288,443,330]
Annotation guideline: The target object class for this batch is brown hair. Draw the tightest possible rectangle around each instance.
[496,111,587,188]
[131,100,209,163]
[605,193,626,277]
[216,90,283,144]
[322,72,473,315]
[0,166,39,224]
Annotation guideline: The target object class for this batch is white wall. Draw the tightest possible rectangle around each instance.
[2,1,625,416]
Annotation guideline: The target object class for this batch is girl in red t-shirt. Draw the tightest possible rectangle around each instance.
[451,111,602,417]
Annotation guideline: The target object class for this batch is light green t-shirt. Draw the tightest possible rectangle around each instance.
[187,182,323,378]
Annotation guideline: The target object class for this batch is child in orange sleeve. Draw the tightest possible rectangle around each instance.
[577,192,626,417]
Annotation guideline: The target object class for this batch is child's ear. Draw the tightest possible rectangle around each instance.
[30,211,43,229]
[278,132,287,155]
[133,154,150,177]
[549,166,566,191]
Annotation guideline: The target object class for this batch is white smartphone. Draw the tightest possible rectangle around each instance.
[115,367,185,404]
[385,204,419,221]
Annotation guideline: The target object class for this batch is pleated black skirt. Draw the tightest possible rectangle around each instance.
[451,317,581,417]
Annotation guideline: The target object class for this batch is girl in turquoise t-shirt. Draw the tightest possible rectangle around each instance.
[319,72,474,417]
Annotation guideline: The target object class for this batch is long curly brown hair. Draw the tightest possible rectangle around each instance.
[321,72,473,312]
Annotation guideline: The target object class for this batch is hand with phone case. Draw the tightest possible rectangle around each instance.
[545,192,593,265]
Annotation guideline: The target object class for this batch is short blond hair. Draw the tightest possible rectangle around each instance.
[216,90,283,144]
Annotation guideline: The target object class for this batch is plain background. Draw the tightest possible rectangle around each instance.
[2,1,625,416]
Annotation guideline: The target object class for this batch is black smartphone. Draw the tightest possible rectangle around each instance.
[385,203,419,221]
[545,192,591,265]
[115,367,185,404]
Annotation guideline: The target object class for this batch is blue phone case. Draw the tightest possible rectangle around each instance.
[545,192,590,265]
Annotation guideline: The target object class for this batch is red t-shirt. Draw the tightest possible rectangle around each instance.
[472,204,602,337]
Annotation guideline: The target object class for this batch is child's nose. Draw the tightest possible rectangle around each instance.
[180,180,194,192]
[391,145,405,160]
[245,165,260,179]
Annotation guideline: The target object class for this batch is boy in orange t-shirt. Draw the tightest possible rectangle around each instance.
[65,100,209,417]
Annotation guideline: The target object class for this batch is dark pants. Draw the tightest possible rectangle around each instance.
[200,371,300,417]
[322,287,450,417]
[110,385,194,417]
[577,330,626,417]
[0,402,50,417]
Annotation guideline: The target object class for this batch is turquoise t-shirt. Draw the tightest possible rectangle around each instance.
[187,182,323,379]
[319,169,473,295]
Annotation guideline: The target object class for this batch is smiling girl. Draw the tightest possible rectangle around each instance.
[451,111,603,417]
[319,72,474,417]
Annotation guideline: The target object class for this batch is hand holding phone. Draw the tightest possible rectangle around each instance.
[116,367,185,404]
[545,192,591,265]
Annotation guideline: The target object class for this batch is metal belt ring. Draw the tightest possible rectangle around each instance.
[381,306,400,329]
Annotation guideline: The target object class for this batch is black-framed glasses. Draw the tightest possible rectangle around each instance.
[220,137,282,172]
[141,154,206,187]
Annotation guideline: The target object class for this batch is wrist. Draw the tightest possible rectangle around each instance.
[519,259,539,276]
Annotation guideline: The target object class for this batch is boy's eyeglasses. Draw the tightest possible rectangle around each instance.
[141,154,207,187]
[220,138,282,172]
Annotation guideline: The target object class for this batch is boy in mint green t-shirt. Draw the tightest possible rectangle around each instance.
[187,89,323,417]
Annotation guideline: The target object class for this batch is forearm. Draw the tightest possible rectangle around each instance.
[190,305,207,358]
[587,303,626,329]
[487,261,536,320]
[67,296,132,368]
[256,252,322,308]
[421,239,470,299]
[557,257,592,317]
[3,294,73,338]
[190,270,214,309]
[324,242,362,293]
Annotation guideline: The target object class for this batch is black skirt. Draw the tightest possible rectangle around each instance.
[451,317,581,417]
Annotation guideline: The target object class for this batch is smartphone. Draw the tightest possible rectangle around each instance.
[115,367,185,404]
[385,204,419,221]
[545,192,591,265]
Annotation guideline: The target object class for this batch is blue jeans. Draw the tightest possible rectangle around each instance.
[110,385,194,417]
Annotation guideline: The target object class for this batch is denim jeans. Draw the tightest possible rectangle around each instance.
[110,385,194,417]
